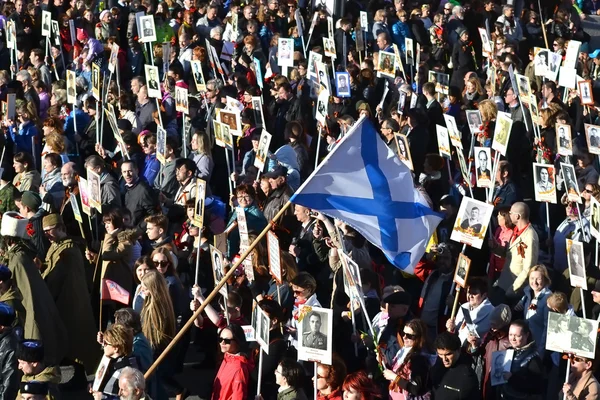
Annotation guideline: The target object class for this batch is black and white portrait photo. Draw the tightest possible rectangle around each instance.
[474,147,492,188]
[466,110,483,134]
[139,15,157,43]
[451,197,493,249]
[66,70,76,105]
[91,63,101,101]
[175,86,189,114]
[255,306,271,353]
[377,51,396,78]
[585,124,600,154]
[297,306,333,365]
[323,37,336,59]
[591,196,600,240]
[394,133,413,171]
[41,10,51,37]
[254,131,272,171]
[453,254,471,288]
[561,162,581,203]
[546,51,561,81]
[533,163,556,203]
[335,72,350,98]
[515,73,531,102]
[144,65,161,98]
[316,89,329,125]
[557,123,573,156]
[436,125,451,158]
[277,38,294,68]
[534,49,548,76]
[193,178,206,229]
[579,80,594,105]
[191,60,206,91]
[51,20,61,46]
[490,350,514,386]
[567,239,587,289]
[546,312,598,358]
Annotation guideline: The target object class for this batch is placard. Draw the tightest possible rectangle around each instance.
[87,168,101,212]
[139,15,157,43]
[567,239,587,290]
[491,111,512,156]
[254,130,272,171]
[546,312,597,359]
[561,162,581,203]
[532,163,557,203]
[395,133,413,171]
[297,305,333,365]
[453,253,471,288]
[144,65,161,99]
[436,125,451,158]
[193,178,206,228]
[210,245,227,297]
[267,231,282,284]
[474,147,492,188]
[556,123,573,156]
[451,197,493,249]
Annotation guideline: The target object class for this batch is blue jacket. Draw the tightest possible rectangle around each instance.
[225,204,268,258]
[63,108,91,144]
[143,153,160,186]
[9,121,39,154]
[519,286,552,355]
[392,20,412,52]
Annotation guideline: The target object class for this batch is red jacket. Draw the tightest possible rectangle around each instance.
[211,353,254,400]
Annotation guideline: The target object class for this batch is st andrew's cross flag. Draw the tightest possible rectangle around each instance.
[291,117,443,273]
[101,279,130,305]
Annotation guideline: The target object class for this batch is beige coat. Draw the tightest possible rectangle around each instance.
[495,225,539,293]
[569,370,600,400]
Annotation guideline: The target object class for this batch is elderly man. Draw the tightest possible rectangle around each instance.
[41,214,99,375]
[491,202,539,305]
[118,367,149,400]
[16,70,40,115]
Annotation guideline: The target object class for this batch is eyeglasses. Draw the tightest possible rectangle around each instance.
[154,260,169,267]
[584,188,593,193]
[237,195,251,200]
[219,337,235,344]
[467,291,481,297]
[573,356,587,363]
[104,342,113,347]
[402,332,417,340]
[553,43,559,47]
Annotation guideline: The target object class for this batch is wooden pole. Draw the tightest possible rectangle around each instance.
[143,201,293,379]
[450,286,461,320]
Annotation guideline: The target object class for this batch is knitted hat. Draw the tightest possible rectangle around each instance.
[0,302,15,327]
[20,381,48,396]
[489,304,512,329]
[76,28,89,42]
[42,214,64,230]
[100,10,111,21]
[17,340,44,363]
[19,191,42,211]
[0,212,29,239]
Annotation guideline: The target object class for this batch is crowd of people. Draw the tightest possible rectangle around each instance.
[1,0,600,399]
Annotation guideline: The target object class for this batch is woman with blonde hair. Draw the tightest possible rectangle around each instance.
[514,265,552,354]
[190,131,214,192]
[372,9,389,39]
[476,99,498,146]
[140,269,176,353]
[535,108,557,163]
[463,76,487,110]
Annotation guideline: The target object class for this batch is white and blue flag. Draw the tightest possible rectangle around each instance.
[291,117,443,273]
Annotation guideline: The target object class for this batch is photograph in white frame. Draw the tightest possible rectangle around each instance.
[191,60,206,92]
[175,86,189,113]
[556,123,573,156]
[567,239,587,290]
[561,162,582,203]
[585,124,600,154]
[466,110,483,134]
[255,306,271,353]
[277,38,294,67]
[267,231,282,284]
[579,80,594,105]
[92,355,113,392]
[41,10,52,37]
[395,134,413,171]
[450,197,494,249]
[436,125,451,158]
[210,245,228,297]
[474,147,493,188]
[297,305,333,365]
[545,51,561,82]
[532,163,557,204]
[490,350,514,386]
[316,90,329,125]
[591,196,600,240]
[323,37,336,59]
[254,131,272,171]
[453,253,471,288]
[377,51,396,78]
[144,65,161,99]
[534,48,548,77]
[491,112,513,156]
[546,312,598,358]
[139,15,156,43]
[444,114,461,148]
[66,70,77,105]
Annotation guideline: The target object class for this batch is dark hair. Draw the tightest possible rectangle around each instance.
[133,256,156,283]
[44,153,63,169]
[319,354,347,391]
[258,298,284,325]
[510,319,531,342]
[466,277,488,295]
[290,272,317,295]
[434,331,461,351]
[497,160,512,178]
[103,207,124,229]
[175,158,197,175]
[114,308,143,334]
[222,323,249,355]
[384,118,399,132]
[85,155,105,170]
[227,290,243,308]
[14,152,34,170]
[279,358,305,388]
[422,82,435,96]
[119,93,136,111]
[497,206,515,229]
[235,184,256,199]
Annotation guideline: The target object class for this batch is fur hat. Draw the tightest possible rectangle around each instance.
[20,381,48,395]
[17,340,44,363]
[0,302,15,327]
[0,212,30,240]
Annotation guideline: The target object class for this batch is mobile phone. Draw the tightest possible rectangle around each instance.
[308,210,318,217]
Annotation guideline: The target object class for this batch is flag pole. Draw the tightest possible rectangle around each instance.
[144,200,293,380]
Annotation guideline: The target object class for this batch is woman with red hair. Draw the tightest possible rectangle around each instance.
[342,371,381,400]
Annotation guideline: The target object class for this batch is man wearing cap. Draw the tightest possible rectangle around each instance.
[0,212,67,367]
[262,165,297,242]
[41,213,99,375]
[15,191,50,260]
[0,265,26,329]
[371,287,413,365]
[16,340,60,399]
[0,168,19,217]
[19,381,48,400]
[0,302,19,399]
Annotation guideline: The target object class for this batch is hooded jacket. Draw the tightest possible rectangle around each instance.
[211,352,253,400]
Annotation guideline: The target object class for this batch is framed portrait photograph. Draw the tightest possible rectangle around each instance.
[456,148,470,185]
[546,51,561,82]
[213,120,225,148]
[591,196,600,240]
[254,130,272,171]
[579,80,594,105]
[404,37,414,66]
[267,231,282,284]
[251,96,266,129]
[193,178,206,229]
[567,239,587,290]
[560,162,582,203]
[453,253,471,288]
[394,133,413,171]
[218,109,242,136]
[92,355,114,392]
[71,194,83,224]
[478,28,492,54]
[444,114,461,148]
[41,10,52,37]
[51,20,61,46]
[91,63,101,101]
[316,61,331,94]
[564,40,581,70]
[335,72,351,98]
[474,147,493,189]
[6,21,15,49]
[139,15,157,43]
[490,350,514,386]
[191,60,206,92]
[87,168,101,212]
[108,43,119,74]
[156,126,167,164]
[492,111,513,156]
[532,163,557,203]
[316,89,329,124]
[297,305,333,365]
[175,86,189,114]
[558,67,577,90]
[307,51,322,81]
[546,312,598,359]
[534,48,548,77]
[514,73,531,103]
[466,110,483,134]
[277,38,294,68]
[557,123,573,156]
[451,197,494,249]
[377,51,396,78]
[66,70,77,105]
[78,177,91,216]
[255,306,271,354]
[585,124,600,154]
[323,37,336,59]
[221,124,233,149]
[436,125,451,158]
[144,65,161,99]
[210,245,228,297]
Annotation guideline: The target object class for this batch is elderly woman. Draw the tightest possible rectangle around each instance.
[514,265,552,355]
[12,152,41,193]
[225,184,267,259]
[446,278,494,345]
[95,10,118,43]
[287,272,321,348]
[39,153,64,210]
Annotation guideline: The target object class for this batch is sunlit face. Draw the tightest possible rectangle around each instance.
[292,284,309,301]
[260,179,270,195]
[402,326,416,348]
[121,163,137,184]
[43,157,55,173]
[136,263,151,282]
[13,160,25,173]
[153,253,169,275]
[467,289,485,308]
[343,387,361,400]
[219,328,239,354]
[104,220,116,233]
[437,348,459,368]
[309,314,321,333]
[236,191,253,208]
[529,270,545,292]
[508,324,528,348]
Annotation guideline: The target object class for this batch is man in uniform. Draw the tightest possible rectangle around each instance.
[302,311,327,350]
[476,150,490,181]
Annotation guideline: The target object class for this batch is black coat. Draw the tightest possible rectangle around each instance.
[123,179,159,228]
[431,353,480,400]
[0,328,19,400]
[426,100,446,154]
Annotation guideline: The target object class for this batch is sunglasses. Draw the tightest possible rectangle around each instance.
[219,337,235,344]
[402,332,417,340]
[573,356,587,363]
[154,260,169,267]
